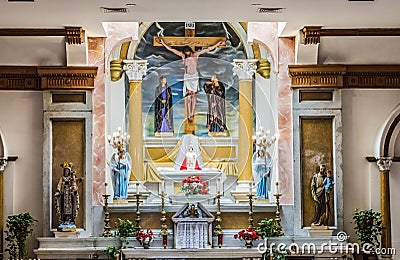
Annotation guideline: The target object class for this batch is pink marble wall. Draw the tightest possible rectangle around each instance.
[88,37,106,205]
[248,22,295,204]
[87,23,140,205]
[278,37,295,204]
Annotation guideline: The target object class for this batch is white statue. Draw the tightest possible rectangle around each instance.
[175,134,204,170]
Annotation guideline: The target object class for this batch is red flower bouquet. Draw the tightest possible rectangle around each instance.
[234,228,260,241]
[136,229,154,243]
[181,175,208,195]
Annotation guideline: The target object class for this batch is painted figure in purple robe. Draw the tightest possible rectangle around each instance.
[154,76,174,135]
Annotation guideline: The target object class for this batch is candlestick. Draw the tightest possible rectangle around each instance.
[102,183,112,237]
[273,184,284,236]
[213,191,223,248]
[248,190,254,229]
[160,191,169,249]
[135,193,141,233]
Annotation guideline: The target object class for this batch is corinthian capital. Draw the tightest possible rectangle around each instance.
[232,59,258,80]
[123,60,148,81]
[376,157,393,171]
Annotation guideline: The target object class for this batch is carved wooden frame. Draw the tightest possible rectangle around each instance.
[289,64,400,89]
[0,66,97,90]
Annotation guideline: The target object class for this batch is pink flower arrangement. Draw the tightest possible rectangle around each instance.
[181,175,208,195]
[136,229,154,242]
[234,228,260,241]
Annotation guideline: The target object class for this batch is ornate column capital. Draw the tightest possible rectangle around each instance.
[376,157,393,171]
[123,60,148,81]
[232,59,258,80]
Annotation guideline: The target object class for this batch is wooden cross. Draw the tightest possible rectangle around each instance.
[153,22,226,51]
[153,23,226,135]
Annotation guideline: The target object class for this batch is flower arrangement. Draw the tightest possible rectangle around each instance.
[234,228,260,241]
[181,175,208,195]
[136,229,154,243]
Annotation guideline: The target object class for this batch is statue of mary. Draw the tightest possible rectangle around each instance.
[111,149,132,200]
[252,149,271,200]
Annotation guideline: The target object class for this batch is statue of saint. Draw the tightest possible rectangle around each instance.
[179,144,202,171]
[203,75,226,133]
[252,149,271,200]
[154,76,174,136]
[55,162,83,230]
[111,149,132,200]
[311,164,328,226]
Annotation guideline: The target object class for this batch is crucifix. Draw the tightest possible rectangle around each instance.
[154,22,226,135]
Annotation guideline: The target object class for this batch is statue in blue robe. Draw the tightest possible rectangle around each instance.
[111,149,132,200]
[252,149,271,200]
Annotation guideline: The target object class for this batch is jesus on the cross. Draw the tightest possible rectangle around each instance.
[158,38,225,122]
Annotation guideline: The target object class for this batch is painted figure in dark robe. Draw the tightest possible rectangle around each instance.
[203,75,226,132]
[154,76,174,135]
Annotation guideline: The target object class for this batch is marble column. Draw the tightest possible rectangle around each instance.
[123,60,148,182]
[376,157,392,254]
[230,59,257,203]
[233,59,257,181]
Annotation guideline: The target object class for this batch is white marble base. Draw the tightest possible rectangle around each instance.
[230,180,256,203]
[123,248,263,260]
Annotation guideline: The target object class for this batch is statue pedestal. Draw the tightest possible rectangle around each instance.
[308,226,333,237]
[54,231,79,238]
[230,180,256,203]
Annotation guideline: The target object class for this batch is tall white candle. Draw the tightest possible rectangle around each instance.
[161,181,165,193]
[136,182,139,194]
[276,181,280,194]
[217,178,221,193]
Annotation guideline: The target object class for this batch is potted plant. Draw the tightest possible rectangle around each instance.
[115,218,136,248]
[234,227,260,248]
[352,209,383,259]
[5,212,37,260]
[104,246,120,260]
[256,218,281,239]
[136,229,154,249]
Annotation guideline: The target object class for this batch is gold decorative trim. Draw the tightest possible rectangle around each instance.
[0,27,85,45]
[65,27,85,45]
[289,65,400,89]
[301,26,322,45]
[301,26,400,45]
[0,66,97,90]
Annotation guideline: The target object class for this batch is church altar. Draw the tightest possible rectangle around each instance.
[171,202,214,249]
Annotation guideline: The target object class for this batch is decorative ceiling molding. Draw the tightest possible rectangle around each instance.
[0,66,97,90]
[289,65,400,89]
[0,26,85,45]
[301,26,400,45]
